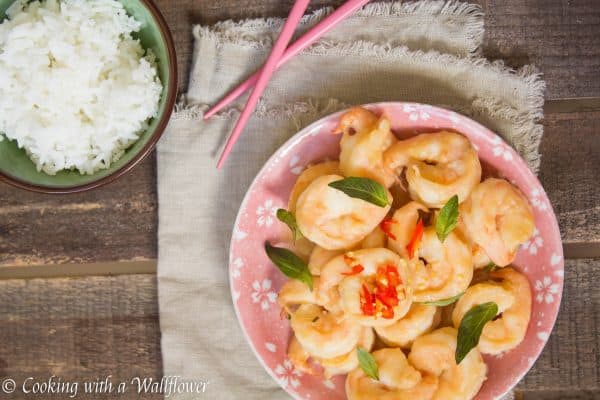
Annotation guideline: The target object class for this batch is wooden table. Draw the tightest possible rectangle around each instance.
[1,0,599,399]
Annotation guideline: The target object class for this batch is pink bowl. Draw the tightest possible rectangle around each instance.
[229,103,563,400]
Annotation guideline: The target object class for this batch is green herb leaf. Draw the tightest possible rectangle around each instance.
[456,302,499,364]
[482,262,499,272]
[418,292,464,306]
[264,243,313,290]
[276,209,303,241]
[435,195,459,242]
[328,177,389,207]
[357,347,379,380]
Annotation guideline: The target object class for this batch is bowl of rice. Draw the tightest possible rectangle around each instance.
[0,0,177,193]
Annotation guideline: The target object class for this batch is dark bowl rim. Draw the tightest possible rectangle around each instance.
[0,0,178,194]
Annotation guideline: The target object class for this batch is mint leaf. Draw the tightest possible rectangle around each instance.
[276,208,303,241]
[456,302,498,364]
[328,177,389,207]
[418,292,464,306]
[435,195,459,242]
[357,347,379,380]
[264,243,312,290]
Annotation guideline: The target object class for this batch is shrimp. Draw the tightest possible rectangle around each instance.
[307,227,387,276]
[288,161,340,213]
[452,267,532,354]
[318,248,413,327]
[460,178,535,266]
[359,225,387,248]
[387,201,429,259]
[384,131,481,208]
[290,303,363,359]
[308,246,346,276]
[408,327,487,400]
[287,335,317,375]
[375,304,441,348]
[346,348,439,400]
[278,277,322,314]
[288,328,375,378]
[335,107,397,187]
[296,174,391,250]
[288,327,375,377]
[411,227,473,302]
[318,327,375,378]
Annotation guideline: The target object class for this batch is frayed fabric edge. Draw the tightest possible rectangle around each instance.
[192,0,484,55]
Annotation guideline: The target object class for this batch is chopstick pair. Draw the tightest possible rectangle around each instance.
[213,0,371,169]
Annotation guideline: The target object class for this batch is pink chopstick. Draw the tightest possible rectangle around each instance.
[205,0,370,120]
[216,0,311,169]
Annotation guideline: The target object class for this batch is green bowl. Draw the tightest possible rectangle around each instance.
[0,0,177,194]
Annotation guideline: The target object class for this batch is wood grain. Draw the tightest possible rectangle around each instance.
[538,111,600,247]
[517,258,600,392]
[0,275,162,400]
[0,154,157,266]
[521,391,600,400]
[0,259,596,395]
[153,0,600,99]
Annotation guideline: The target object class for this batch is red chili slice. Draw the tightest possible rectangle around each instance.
[406,218,425,259]
[360,284,375,316]
[379,218,397,241]
[342,264,364,276]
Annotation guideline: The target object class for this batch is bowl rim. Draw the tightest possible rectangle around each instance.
[0,0,178,194]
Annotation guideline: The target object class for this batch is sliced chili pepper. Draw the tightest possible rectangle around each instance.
[381,304,395,319]
[360,284,375,316]
[406,218,425,259]
[379,218,397,241]
[375,284,399,307]
[341,264,364,276]
[385,264,401,287]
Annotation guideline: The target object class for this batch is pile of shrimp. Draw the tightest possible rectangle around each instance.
[278,107,535,400]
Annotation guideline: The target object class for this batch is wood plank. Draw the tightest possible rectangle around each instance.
[517,258,600,392]
[0,259,597,394]
[538,111,600,248]
[154,0,600,99]
[520,391,600,400]
[0,275,162,400]
[0,260,156,280]
[0,154,158,267]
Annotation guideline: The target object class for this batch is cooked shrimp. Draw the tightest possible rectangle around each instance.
[452,267,532,354]
[307,227,387,276]
[288,161,340,212]
[409,327,487,400]
[278,277,322,314]
[296,174,391,250]
[290,303,363,359]
[288,335,317,375]
[375,304,441,348]
[336,107,397,187]
[288,328,375,378]
[411,227,473,302]
[460,178,535,266]
[387,201,428,259]
[346,348,439,400]
[318,248,413,327]
[384,131,481,208]
[318,327,375,378]
[359,225,387,248]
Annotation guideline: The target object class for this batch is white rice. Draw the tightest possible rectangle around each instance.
[0,0,163,175]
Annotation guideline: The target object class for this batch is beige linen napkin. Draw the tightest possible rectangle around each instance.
[157,2,543,399]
